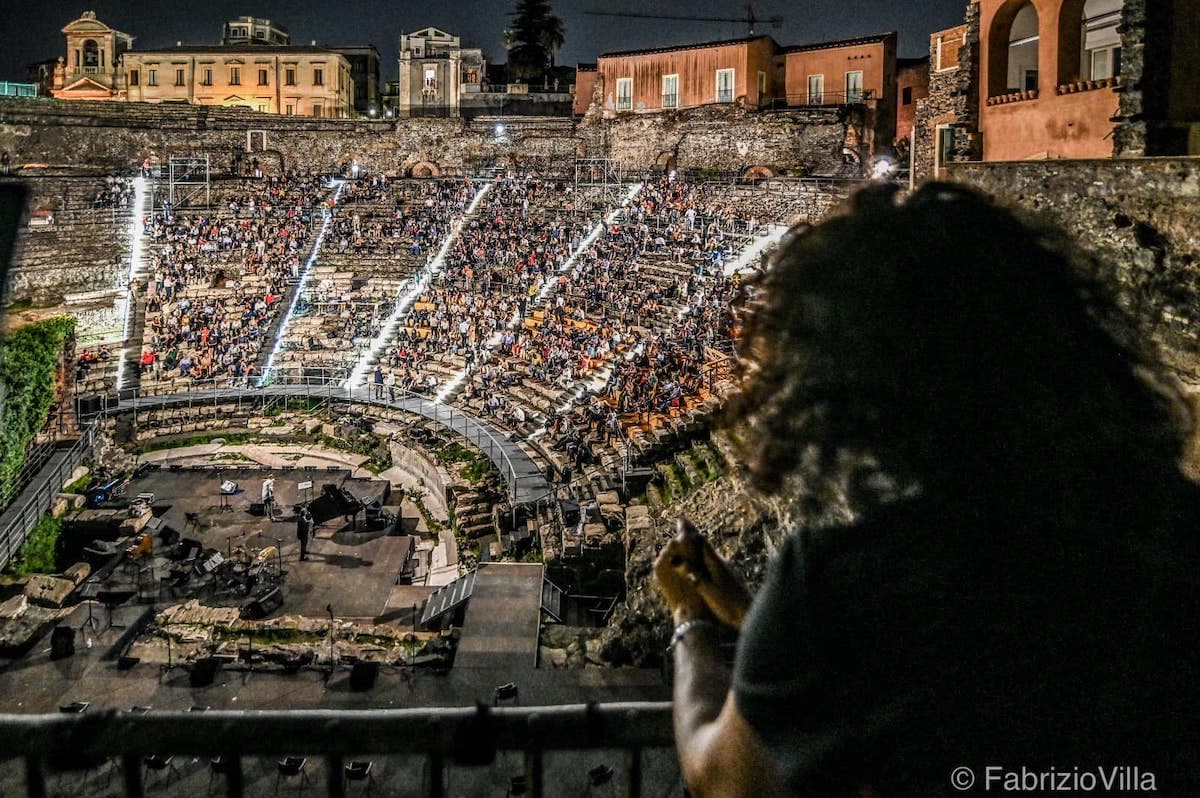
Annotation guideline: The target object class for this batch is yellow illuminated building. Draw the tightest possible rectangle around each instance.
[52,12,355,118]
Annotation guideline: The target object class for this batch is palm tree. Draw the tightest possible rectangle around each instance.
[539,15,566,70]
[503,29,514,84]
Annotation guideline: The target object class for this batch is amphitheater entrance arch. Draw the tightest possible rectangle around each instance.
[742,165,775,182]
[408,161,441,178]
[655,152,678,174]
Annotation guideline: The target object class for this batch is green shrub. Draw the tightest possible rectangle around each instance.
[460,458,494,484]
[4,514,62,577]
[0,316,75,504]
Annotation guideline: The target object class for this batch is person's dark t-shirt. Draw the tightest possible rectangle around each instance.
[732,494,1200,797]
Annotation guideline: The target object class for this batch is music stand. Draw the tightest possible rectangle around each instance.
[78,579,101,634]
[97,588,136,629]
[219,480,238,512]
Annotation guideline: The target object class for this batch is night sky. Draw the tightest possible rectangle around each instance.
[2,0,968,82]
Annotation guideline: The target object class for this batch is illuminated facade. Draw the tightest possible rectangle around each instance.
[121,46,354,117]
[51,12,134,101]
[49,13,354,117]
[397,27,485,118]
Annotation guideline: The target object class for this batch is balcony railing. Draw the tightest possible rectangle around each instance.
[781,89,876,107]
[0,702,675,798]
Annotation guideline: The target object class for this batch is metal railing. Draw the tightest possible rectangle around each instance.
[0,422,96,572]
[77,373,548,507]
[0,82,38,98]
[0,702,675,798]
[778,88,877,107]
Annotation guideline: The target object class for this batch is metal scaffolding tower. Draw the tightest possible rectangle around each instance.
[167,155,211,210]
[574,158,625,208]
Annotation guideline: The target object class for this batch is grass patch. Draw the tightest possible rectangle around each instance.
[319,435,391,473]
[459,458,494,484]
[5,298,33,312]
[407,489,444,541]
[435,442,477,465]
[64,473,93,494]
[211,627,324,646]
[139,432,256,452]
[4,515,62,577]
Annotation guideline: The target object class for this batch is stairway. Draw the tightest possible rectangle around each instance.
[540,577,566,623]
[253,181,345,380]
[348,182,493,390]
[117,285,148,395]
[418,568,478,629]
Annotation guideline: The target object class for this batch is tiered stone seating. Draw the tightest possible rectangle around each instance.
[135,175,334,391]
[270,177,477,379]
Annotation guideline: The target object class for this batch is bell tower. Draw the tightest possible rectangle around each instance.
[53,11,134,100]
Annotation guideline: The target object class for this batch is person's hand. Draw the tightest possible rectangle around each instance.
[655,526,712,626]
[654,517,753,630]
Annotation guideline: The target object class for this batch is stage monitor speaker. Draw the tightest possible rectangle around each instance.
[240,585,284,620]
[190,656,222,687]
[50,626,76,660]
[350,661,380,691]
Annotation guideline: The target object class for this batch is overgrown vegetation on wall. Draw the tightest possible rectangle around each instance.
[0,316,73,504]
[3,514,62,577]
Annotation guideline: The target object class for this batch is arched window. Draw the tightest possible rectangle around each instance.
[1008,4,1040,92]
[986,0,1042,96]
[82,40,99,69]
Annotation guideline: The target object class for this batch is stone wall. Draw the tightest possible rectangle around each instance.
[947,157,1200,377]
[912,5,981,181]
[595,104,845,177]
[0,96,846,178]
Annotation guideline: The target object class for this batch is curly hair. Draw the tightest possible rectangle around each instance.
[725,182,1191,515]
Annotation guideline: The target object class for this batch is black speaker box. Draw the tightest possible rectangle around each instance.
[240,585,284,620]
[350,661,380,691]
[50,626,75,660]
[190,656,222,687]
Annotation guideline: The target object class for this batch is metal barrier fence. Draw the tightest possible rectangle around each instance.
[78,374,549,507]
[0,702,675,798]
[0,422,96,572]
[0,82,38,98]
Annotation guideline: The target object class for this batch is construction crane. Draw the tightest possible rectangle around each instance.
[584,5,783,36]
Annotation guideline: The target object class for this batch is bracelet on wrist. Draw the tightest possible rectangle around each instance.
[667,618,718,653]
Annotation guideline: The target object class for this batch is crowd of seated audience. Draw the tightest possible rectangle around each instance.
[114,167,799,485]
[272,177,480,377]
[89,176,135,209]
[136,175,333,387]
[363,174,762,471]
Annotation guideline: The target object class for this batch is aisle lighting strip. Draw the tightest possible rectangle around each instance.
[346,182,492,389]
[435,181,645,405]
[115,176,150,392]
[261,179,347,380]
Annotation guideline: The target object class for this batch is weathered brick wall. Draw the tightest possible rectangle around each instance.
[0,96,845,177]
[948,158,1200,376]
